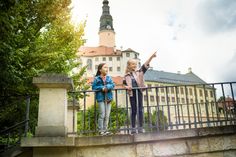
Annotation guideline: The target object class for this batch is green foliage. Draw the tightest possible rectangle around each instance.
[77,101,127,136]
[144,110,168,131]
[0,0,87,134]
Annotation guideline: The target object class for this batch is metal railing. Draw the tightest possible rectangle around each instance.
[69,82,236,136]
[0,96,30,153]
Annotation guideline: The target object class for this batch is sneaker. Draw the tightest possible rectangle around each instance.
[138,128,145,133]
[104,131,112,135]
[130,128,136,134]
[99,131,106,136]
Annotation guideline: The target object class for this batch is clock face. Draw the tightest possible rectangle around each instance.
[106,25,111,29]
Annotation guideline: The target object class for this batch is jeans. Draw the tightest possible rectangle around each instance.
[98,101,111,132]
[130,89,143,129]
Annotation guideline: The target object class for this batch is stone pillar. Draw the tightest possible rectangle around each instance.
[33,73,73,137]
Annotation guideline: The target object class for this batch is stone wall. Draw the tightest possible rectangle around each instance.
[22,125,236,157]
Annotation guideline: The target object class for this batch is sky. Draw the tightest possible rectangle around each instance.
[71,0,236,83]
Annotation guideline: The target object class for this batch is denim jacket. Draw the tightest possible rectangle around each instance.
[92,75,115,102]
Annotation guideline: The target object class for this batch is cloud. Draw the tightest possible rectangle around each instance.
[220,51,236,81]
[167,11,176,27]
[197,0,236,33]
[166,11,187,41]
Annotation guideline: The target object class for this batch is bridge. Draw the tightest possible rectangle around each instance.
[0,73,236,157]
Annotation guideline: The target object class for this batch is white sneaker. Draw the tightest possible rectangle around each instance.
[99,131,106,136]
[104,131,111,135]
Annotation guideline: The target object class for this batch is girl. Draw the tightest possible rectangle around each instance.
[92,63,115,135]
[123,51,157,134]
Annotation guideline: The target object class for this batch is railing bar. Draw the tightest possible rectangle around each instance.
[230,83,236,124]
[165,86,171,129]
[194,86,201,127]
[161,105,166,131]
[24,96,30,137]
[93,92,97,133]
[145,88,151,131]
[221,83,228,124]
[155,87,160,132]
[125,90,130,133]
[72,93,76,133]
[203,85,209,127]
[212,84,220,125]
[175,86,181,127]
[184,85,191,129]
[115,89,119,131]
[83,91,86,133]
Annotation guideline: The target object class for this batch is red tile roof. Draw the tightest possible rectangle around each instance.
[78,46,122,57]
[87,76,124,89]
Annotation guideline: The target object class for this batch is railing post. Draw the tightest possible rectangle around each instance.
[24,96,30,137]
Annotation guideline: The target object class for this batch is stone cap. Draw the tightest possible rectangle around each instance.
[33,73,74,90]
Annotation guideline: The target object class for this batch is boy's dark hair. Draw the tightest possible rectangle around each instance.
[95,63,106,76]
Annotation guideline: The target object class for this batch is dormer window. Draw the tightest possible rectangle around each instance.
[87,59,92,70]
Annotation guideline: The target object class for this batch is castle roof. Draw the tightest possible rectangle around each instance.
[78,46,122,57]
[87,76,124,88]
[144,69,207,85]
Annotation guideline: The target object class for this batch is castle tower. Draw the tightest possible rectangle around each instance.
[99,0,115,47]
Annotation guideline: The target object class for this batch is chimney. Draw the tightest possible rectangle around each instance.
[188,67,192,73]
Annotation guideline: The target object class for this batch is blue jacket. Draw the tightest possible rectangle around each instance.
[92,75,115,102]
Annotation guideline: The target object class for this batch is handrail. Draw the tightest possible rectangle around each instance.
[0,120,28,135]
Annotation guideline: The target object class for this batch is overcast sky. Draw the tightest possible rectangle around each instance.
[71,0,236,83]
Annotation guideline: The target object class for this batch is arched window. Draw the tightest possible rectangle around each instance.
[87,59,92,70]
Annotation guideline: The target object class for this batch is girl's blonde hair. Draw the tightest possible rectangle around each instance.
[125,59,137,74]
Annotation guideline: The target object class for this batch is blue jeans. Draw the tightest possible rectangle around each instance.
[98,101,111,132]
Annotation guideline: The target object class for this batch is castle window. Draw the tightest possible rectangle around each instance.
[199,90,203,97]
[117,67,121,71]
[109,67,113,72]
[109,57,112,61]
[180,87,184,94]
[144,95,147,101]
[150,96,154,102]
[102,57,106,61]
[161,87,164,93]
[210,91,213,97]
[189,88,193,95]
[148,84,152,92]
[117,57,120,61]
[126,53,130,57]
[95,57,99,61]
[161,96,165,102]
[172,97,175,103]
[87,59,92,70]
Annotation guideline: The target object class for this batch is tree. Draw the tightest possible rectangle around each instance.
[144,110,168,132]
[0,0,87,133]
[77,102,127,136]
